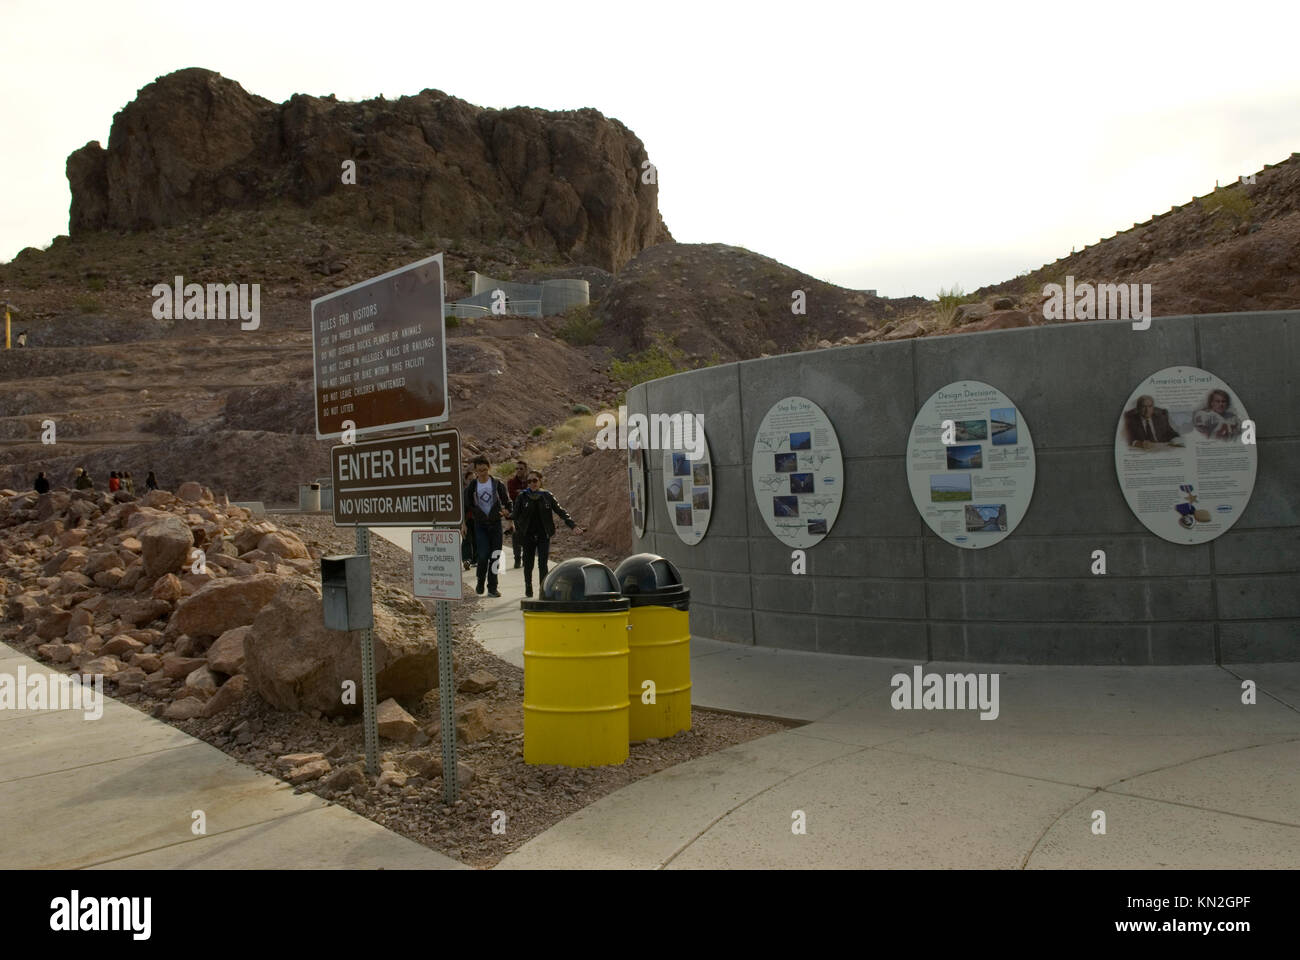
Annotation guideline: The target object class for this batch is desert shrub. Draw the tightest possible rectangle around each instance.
[572,403,592,415]
[530,426,545,437]
[609,340,685,387]
[76,295,101,314]
[556,304,602,345]
[1202,186,1253,228]
[935,284,976,329]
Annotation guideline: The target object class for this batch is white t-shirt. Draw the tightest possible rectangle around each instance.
[475,479,496,516]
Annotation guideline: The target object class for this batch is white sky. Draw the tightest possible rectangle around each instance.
[2,0,1297,297]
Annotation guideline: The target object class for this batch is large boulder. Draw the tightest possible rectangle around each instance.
[138,515,193,580]
[170,573,286,639]
[244,579,437,717]
[207,625,248,675]
[257,530,310,560]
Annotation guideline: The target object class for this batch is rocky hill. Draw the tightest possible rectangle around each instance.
[978,152,1300,315]
[66,68,671,272]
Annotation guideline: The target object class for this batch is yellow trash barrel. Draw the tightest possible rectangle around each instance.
[614,553,692,743]
[522,558,630,766]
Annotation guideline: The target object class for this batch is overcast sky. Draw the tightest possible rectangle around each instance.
[3,0,1297,297]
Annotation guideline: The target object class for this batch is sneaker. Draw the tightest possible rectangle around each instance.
[488,589,502,598]
[476,583,485,595]
[524,586,533,598]
[513,559,521,568]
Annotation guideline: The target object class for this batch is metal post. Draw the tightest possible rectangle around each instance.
[437,596,458,803]
[355,526,379,776]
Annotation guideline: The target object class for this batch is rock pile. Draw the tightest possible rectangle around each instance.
[0,483,439,720]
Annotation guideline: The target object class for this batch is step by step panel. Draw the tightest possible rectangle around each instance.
[750,396,844,549]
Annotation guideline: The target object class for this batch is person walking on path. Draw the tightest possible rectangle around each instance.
[511,469,584,598]
[74,467,93,490]
[108,471,121,493]
[123,471,135,496]
[506,459,529,568]
[33,471,50,495]
[461,456,511,597]
[145,471,158,492]
[461,468,477,570]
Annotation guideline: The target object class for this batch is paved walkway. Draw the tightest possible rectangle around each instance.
[0,642,463,870]
[375,528,1300,868]
[9,523,1298,869]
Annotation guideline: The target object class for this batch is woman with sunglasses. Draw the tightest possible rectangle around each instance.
[511,470,584,598]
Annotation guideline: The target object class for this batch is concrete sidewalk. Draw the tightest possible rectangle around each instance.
[0,643,464,870]
[373,527,1300,868]
[497,643,1300,869]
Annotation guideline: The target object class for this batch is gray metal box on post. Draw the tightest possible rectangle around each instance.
[321,555,373,630]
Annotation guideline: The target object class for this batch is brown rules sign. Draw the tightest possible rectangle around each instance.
[331,430,463,527]
[313,254,448,440]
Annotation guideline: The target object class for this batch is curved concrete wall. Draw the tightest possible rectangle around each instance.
[626,311,1299,664]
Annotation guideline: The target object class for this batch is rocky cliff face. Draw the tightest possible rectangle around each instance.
[66,68,671,271]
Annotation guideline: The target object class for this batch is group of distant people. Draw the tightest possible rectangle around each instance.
[460,456,584,598]
[33,467,159,495]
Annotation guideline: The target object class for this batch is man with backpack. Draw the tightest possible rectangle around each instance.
[460,456,511,597]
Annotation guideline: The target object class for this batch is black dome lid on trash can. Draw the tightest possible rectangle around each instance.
[613,553,690,609]
[520,557,630,613]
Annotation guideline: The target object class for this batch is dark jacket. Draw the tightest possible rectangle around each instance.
[512,489,575,539]
[1124,406,1178,445]
[34,474,50,495]
[464,476,512,524]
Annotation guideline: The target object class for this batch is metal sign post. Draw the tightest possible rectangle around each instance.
[436,596,457,803]
[356,526,379,776]
[411,528,462,803]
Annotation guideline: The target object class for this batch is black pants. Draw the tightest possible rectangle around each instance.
[512,526,522,563]
[462,521,477,564]
[522,533,551,591]
[474,521,504,591]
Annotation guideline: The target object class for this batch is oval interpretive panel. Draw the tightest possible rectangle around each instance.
[662,413,713,545]
[1114,366,1256,544]
[906,380,1036,549]
[750,396,843,549]
[628,439,649,539]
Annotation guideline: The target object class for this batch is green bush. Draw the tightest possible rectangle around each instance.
[572,403,592,415]
[445,314,460,329]
[556,304,602,345]
[609,339,687,386]
[76,295,101,314]
[934,284,976,329]
[530,426,545,437]
[1202,186,1253,226]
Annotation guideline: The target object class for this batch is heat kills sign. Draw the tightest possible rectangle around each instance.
[332,430,462,527]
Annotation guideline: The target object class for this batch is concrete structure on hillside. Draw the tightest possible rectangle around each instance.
[446,272,590,318]
[627,310,1299,665]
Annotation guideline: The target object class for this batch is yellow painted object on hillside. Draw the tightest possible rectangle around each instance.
[615,554,692,742]
[522,558,630,766]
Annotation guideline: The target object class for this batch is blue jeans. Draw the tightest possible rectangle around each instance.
[474,521,503,591]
